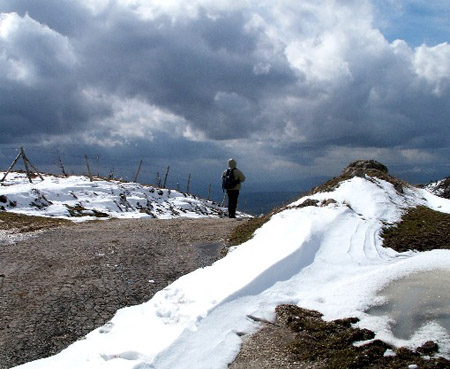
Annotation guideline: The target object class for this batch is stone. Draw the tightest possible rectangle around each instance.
[341,160,389,177]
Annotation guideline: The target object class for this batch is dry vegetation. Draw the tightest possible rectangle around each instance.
[381,206,450,252]
[0,212,72,233]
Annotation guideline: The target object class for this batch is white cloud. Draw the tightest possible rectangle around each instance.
[414,42,450,95]
[80,89,189,146]
[0,12,76,85]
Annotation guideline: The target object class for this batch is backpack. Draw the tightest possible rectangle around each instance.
[222,168,240,190]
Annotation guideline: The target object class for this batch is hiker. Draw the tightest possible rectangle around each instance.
[222,158,245,218]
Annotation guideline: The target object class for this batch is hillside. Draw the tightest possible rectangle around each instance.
[422,177,450,200]
[4,161,450,369]
[0,171,232,221]
[232,161,450,368]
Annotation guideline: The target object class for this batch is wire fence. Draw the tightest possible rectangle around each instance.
[0,146,221,201]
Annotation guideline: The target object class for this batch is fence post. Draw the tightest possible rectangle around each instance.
[22,148,44,181]
[1,150,21,183]
[187,173,191,193]
[208,184,211,200]
[57,150,68,177]
[156,171,162,187]
[21,147,34,183]
[85,155,93,181]
[134,160,143,183]
[163,166,170,188]
[96,155,100,177]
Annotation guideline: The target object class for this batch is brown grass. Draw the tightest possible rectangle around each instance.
[0,212,72,233]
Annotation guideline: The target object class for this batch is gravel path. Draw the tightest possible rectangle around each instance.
[0,217,239,369]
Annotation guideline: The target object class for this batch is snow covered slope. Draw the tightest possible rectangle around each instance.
[11,174,450,368]
[0,172,229,219]
[424,177,450,199]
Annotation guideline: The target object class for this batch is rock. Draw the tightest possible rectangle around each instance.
[296,199,320,208]
[0,195,7,203]
[342,160,389,177]
[309,160,400,196]
[417,340,439,355]
[426,177,450,199]
[321,198,337,206]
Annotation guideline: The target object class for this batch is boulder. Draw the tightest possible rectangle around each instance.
[341,160,388,177]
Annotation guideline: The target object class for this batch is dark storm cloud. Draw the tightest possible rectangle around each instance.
[0,9,112,144]
[1,0,450,186]
[1,1,296,143]
[73,6,296,139]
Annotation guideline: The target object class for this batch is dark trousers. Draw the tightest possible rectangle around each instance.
[227,190,239,218]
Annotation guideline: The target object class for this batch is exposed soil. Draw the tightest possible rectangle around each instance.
[0,217,239,369]
[231,305,449,369]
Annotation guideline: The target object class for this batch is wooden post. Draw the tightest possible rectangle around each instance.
[163,166,170,188]
[5,147,43,183]
[2,147,43,183]
[57,150,68,177]
[96,155,100,177]
[85,155,93,181]
[21,147,33,183]
[134,160,143,183]
[1,151,21,183]
[24,157,44,181]
[156,171,162,187]
[207,184,211,200]
[187,173,191,193]
[25,148,44,180]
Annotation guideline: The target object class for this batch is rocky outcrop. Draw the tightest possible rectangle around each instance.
[424,177,450,199]
[311,160,405,195]
[342,160,388,178]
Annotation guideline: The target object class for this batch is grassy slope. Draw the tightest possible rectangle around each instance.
[382,206,450,252]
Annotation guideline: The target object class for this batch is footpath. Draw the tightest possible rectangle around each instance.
[0,218,238,369]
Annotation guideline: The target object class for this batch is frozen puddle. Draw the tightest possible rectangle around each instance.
[368,269,450,340]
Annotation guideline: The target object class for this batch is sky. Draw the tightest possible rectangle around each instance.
[8,174,450,368]
[1,0,450,197]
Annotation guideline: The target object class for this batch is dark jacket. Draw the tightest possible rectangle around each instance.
[222,159,245,190]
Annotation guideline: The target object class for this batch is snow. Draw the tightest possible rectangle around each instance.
[4,173,450,368]
[0,172,230,220]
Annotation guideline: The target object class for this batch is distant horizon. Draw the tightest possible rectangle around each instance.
[2,154,447,197]
[3,159,448,217]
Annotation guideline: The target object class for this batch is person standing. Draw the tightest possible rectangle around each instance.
[222,158,245,218]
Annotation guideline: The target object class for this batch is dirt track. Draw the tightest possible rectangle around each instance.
[0,218,239,369]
